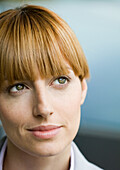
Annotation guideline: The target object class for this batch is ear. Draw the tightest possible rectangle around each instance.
[80,79,88,105]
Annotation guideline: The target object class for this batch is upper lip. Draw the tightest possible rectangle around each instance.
[28,125,61,131]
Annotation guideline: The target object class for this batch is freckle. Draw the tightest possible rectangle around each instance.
[50,112,53,115]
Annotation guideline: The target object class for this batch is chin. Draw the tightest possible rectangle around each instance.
[28,141,70,158]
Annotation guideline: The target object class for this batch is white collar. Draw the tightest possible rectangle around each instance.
[0,138,7,170]
[70,143,74,170]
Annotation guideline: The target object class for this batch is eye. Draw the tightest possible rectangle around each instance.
[54,77,68,85]
[9,84,27,93]
[51,76,71,89]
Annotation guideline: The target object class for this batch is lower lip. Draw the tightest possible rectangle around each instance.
[30,127,61,139]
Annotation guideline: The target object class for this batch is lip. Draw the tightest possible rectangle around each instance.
[28,125,62,139]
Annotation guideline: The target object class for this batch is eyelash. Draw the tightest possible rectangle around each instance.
[50,76,70,89]
[7,83,28,94]
[6,76,71,95]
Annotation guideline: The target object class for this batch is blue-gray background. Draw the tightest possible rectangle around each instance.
[0,0,120,139]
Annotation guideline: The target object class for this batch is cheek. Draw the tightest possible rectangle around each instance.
[65,93,81,127]
[51,86,81,126]
[0,95,31,128]
[52,86,81,142]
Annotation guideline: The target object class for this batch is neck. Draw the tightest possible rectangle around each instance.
[3,140,71,170]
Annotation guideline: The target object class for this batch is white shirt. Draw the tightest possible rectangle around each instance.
[0,139,74,170]
[0,139,7,170]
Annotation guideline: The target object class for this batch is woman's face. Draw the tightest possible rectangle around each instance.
[0,67,87,157]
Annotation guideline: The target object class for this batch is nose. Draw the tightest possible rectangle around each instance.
[33,82,53,118]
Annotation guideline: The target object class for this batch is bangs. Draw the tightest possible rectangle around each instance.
[0,5,89,84]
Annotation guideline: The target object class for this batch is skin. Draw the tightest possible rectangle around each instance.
[0,68,87,170]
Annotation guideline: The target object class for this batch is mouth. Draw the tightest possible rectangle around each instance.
[27,125,62,139]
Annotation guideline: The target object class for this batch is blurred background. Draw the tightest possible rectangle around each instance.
[0,0,120,169]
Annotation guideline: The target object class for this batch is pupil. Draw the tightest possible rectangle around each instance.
[58,78,66,84]
[16,84,24,90]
